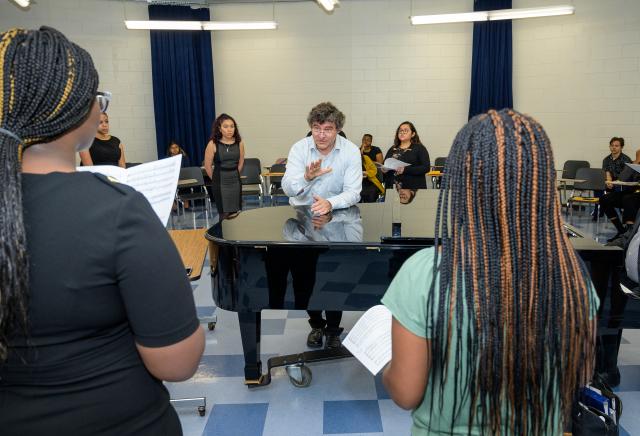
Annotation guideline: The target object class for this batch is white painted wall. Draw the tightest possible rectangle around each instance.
[1,0,639,169]
[0,0,156,163]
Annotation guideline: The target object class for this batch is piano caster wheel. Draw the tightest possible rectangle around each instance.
[285,363,312,388]
[207,322,216,331]
[197,406,206,417]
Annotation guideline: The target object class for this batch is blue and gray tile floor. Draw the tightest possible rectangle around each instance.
[168,201,640,435]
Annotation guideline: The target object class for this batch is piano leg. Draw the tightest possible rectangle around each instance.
[238,311,264,385]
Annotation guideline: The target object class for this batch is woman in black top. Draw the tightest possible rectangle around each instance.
[360,133,383,164]
[203,113,246,220]
[79,112,126,167]
[0,27,204,436]
[383,121,430,189]
[167,141,189,167]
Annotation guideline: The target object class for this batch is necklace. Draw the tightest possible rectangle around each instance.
[221,141,233,153]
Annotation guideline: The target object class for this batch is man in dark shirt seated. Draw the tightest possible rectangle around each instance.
[601,147,640,243]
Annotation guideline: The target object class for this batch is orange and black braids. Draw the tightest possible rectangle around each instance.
[429,109,596,435]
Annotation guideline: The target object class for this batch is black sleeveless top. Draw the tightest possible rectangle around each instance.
[89,136,121,166]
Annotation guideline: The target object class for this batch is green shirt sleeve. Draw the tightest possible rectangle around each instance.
[381,247,437,339]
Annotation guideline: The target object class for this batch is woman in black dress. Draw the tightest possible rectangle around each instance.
[79,112,126,167]
[0,27,204,436]
[383,121,430,189]
[203,113,246,220]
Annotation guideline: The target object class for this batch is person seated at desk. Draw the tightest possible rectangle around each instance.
[601,148,640,243]
[381,109,598,435]
[360,150,384,203]
[0,27,204,435]
[282,101,361,349]
[167,140,189,166]
[595,136,632,220]
[360,133,383,164]
[382,121,430,190]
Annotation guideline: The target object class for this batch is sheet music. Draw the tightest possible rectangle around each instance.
[343,305,392,375]
[76,164,127,182]
[375,158,411,172]
[126,155,182,226]
[77,155,182,226]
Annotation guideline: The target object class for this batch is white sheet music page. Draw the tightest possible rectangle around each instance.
[343,305,392,375]
[126,155,182,226]
[375,158,411,172]
[76,156,182,225]
[76,164,127,183]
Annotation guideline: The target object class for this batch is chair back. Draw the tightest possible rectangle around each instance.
[433,157,447,171]
[574,168,606,191]
[241,158,262,185]
[179,166,205,187]
[269,163,286,185]
[562,160,590,179]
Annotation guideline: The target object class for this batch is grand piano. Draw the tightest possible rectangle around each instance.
[205,189,627,387]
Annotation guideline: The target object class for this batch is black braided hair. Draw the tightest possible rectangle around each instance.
[428,109,597,435]
[0,26,98,362]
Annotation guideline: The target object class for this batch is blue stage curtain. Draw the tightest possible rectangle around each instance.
[149,5,215,166]
[468,0,513,119]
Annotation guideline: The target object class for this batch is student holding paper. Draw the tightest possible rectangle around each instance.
[381,109,599,435]
[0,27,204,435]
[383,121,430,190]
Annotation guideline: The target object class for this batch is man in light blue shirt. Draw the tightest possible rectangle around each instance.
[281,102,362,349]
[282,102,362,215]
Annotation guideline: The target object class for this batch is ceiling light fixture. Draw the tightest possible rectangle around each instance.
[411,12,488,25]
[316,0,339,13]
[202,21,278,31]
[125,20,202,30]
[125,20,278,31]
[10,0,30,8]
[488,5,575,21]
[410,4,574,25]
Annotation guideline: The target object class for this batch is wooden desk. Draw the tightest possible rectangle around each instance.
[178,178,198,186]
[610,180,640,186]
[169,229,208,281]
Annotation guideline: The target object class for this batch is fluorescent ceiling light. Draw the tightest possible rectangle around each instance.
[411,4,574,25]
[202,21,278,31]
[125,20,202,30]
[125,20,278,31]
[411,12,488,25]
[316,0,339,12]
[11,0,30,7]
[488,5,575,21]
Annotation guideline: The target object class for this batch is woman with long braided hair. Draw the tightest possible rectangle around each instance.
[0,27,204,435]
[382,109,598,435]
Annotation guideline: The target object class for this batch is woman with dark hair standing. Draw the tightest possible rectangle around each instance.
[383,121,430,189]
[79,112,126,167]
[0,27,204,435]
[382,109,598,435]
[203,113,245,220]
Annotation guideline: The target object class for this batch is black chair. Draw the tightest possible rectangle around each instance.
[240,158,263,207]
[176,166,212,228]
[125,162,141,168]
[559,160,591,204]
[431,156,446,188]
[567,167,606,227]
[268,163,287,206]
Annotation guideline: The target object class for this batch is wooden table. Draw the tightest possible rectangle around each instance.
[168,229,208,281]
